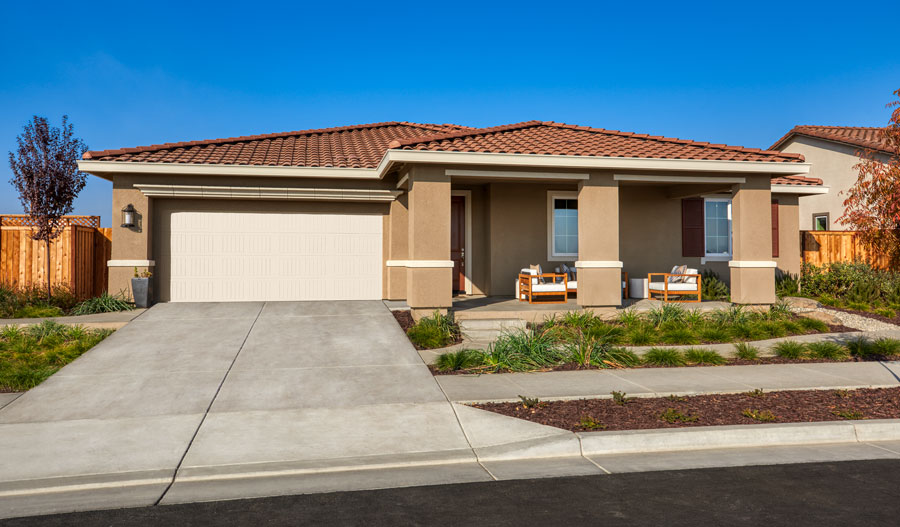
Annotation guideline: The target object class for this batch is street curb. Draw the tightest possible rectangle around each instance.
[577,419,900,456]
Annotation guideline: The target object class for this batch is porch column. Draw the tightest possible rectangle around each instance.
[406,165,453,319]
[730,176,776,304]
[385,192,408,300]
[108,175,153,300]
[576,172,622,308]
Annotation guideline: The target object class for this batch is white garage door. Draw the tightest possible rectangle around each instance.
[160,210,382,302]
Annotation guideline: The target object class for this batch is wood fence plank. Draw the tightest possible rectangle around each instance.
[801,230,892,268]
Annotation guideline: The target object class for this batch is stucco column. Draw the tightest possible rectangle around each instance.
[385,193,409,300]
[730,176,776,304]
[576,172,622,308]
[406,165,452,319]
[109,175,153,299]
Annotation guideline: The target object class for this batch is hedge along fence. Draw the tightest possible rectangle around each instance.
[801,230,893,269]
[0,215,112,300]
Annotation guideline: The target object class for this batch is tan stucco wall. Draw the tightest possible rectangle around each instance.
[773,194,801,276]
[385,193,408,300]
[577,173,622,307]
[730,176,776,304]
[778,136,890,230]
[110,174,153,297]
[406,165,451,317]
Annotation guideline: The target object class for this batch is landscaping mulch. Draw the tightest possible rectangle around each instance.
[825,305,900,327]
[474,387,900,432]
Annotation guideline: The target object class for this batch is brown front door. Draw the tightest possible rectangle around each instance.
[451,196,466,293]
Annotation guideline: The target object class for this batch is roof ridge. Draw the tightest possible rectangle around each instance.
[82,121,465,160]
[387,121,545,148]
[768,125,891,153]
[536,121,804,160]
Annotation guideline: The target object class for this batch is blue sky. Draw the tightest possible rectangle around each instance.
[2,1,898,226]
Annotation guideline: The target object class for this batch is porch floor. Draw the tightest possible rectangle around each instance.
[451,295,731,321]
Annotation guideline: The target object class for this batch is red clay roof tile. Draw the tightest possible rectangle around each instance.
[770,125,893,154]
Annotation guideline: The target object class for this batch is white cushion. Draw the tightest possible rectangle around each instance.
[649,281,699,292]
[685,268,698,284]
[567,280,577,290]
[532,283,567,293]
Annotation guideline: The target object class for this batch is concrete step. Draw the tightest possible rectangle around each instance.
[459,319,526,342]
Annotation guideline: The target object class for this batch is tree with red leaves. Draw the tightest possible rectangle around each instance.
[8,116,88,299]
[839,89,900,266]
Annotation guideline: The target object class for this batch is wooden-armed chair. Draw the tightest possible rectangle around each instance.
[648,266,701,303]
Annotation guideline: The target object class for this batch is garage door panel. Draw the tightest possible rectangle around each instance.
[159,209,382,302]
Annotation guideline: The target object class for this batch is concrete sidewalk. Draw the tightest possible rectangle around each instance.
[436,361,900,402]
[0,309,145,330]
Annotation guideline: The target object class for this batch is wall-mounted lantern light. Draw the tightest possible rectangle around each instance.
[121,204,136,228]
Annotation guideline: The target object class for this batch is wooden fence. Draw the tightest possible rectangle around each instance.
[801,230,893,269]
[0,215,112,299]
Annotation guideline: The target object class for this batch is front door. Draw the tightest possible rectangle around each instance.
[450,196,466,293]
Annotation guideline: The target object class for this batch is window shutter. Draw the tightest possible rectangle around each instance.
[682,198,704,257]
[771,200,779,257]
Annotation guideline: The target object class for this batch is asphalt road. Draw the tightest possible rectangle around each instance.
[4,460,899,526]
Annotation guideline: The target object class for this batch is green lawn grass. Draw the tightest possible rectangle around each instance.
[0,321,113,391]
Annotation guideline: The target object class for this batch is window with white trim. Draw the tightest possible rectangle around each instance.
[704,198,732,257]
[549,192,578,259]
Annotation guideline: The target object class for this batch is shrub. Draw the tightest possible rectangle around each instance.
[407,311,460,349]
[684,348,726,365]
[13,305,63,319]
[756,321,787,339]
[768,300,793,320]
[698,326,731,343]
[701,270,730,301]
[742,409,777,422]
[733,342,759,360]
[846,301,870,312]
[616,309,640,326]
[434,350,484,371]
[583,323,625,345]
[646,304,686,327]
[875,308,897,319]
[659,327,698,345]
[611,391,631,405]
[806,341,849,360]
[772,340,806,359]
[625,323,657,346]
[71,292,133,315]
[660,408,698,424]
[565,335,598,367]
[486,327,564,371]
[846,279,882,305]
[775,271,800,298]
[843,337,899,360]
[711,305,749,326]
[518,395,543,408]
[872,338,900,357]
[594,347,643,368]
[832,409,865,420]
[561,311,597,330]
[578,416,605,430]
[643,347,686,367]
[797,317,829,333]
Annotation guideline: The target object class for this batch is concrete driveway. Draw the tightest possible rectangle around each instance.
[0,301,501,517]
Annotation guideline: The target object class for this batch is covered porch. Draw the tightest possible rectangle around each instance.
[385,164,799,320]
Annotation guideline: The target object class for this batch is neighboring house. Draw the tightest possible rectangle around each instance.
[770,126,892,231]
[78,121,824,317]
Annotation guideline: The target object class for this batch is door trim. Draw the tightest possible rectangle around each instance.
[451,190,473,295]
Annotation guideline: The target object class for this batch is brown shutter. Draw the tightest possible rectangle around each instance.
[682,198,704,257]
[771,200,779,257]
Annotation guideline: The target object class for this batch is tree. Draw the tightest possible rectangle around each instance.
[8,115,88,299]
[838,88,900,266]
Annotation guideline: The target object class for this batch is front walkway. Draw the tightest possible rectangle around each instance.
[436,360,900,403]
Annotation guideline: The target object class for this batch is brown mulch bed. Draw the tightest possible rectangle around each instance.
[823,305,900,326]
[474,387,900,432]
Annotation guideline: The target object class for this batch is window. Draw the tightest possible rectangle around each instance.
[704,198,732,257]
[813,213,829,231]
[549,193,578,259]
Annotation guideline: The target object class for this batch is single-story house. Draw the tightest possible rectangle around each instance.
[79,121,825,318]
[770,126,892,231]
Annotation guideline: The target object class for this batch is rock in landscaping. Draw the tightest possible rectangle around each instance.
[782,297,820,310]
[799,310,841,325]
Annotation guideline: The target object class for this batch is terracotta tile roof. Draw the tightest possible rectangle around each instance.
[771,174,823,186]
[82,122,472,169]
[769,125,894,154]
[388,121,805,163]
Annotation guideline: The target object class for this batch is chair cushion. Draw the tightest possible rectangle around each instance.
[649,281,699,292]
[532,283,567,293]
[685,268,699,284]
[530,264,545,283]
[567,280,577,290]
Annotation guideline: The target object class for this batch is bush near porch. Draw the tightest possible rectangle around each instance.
[432,303,858,373]
[798,262,900,323]
[0,284,132,319]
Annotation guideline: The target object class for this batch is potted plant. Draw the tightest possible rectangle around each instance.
[131,267,153,308]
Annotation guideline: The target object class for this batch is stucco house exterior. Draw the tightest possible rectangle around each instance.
[78,121,824,318]
[770,126,892,231]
